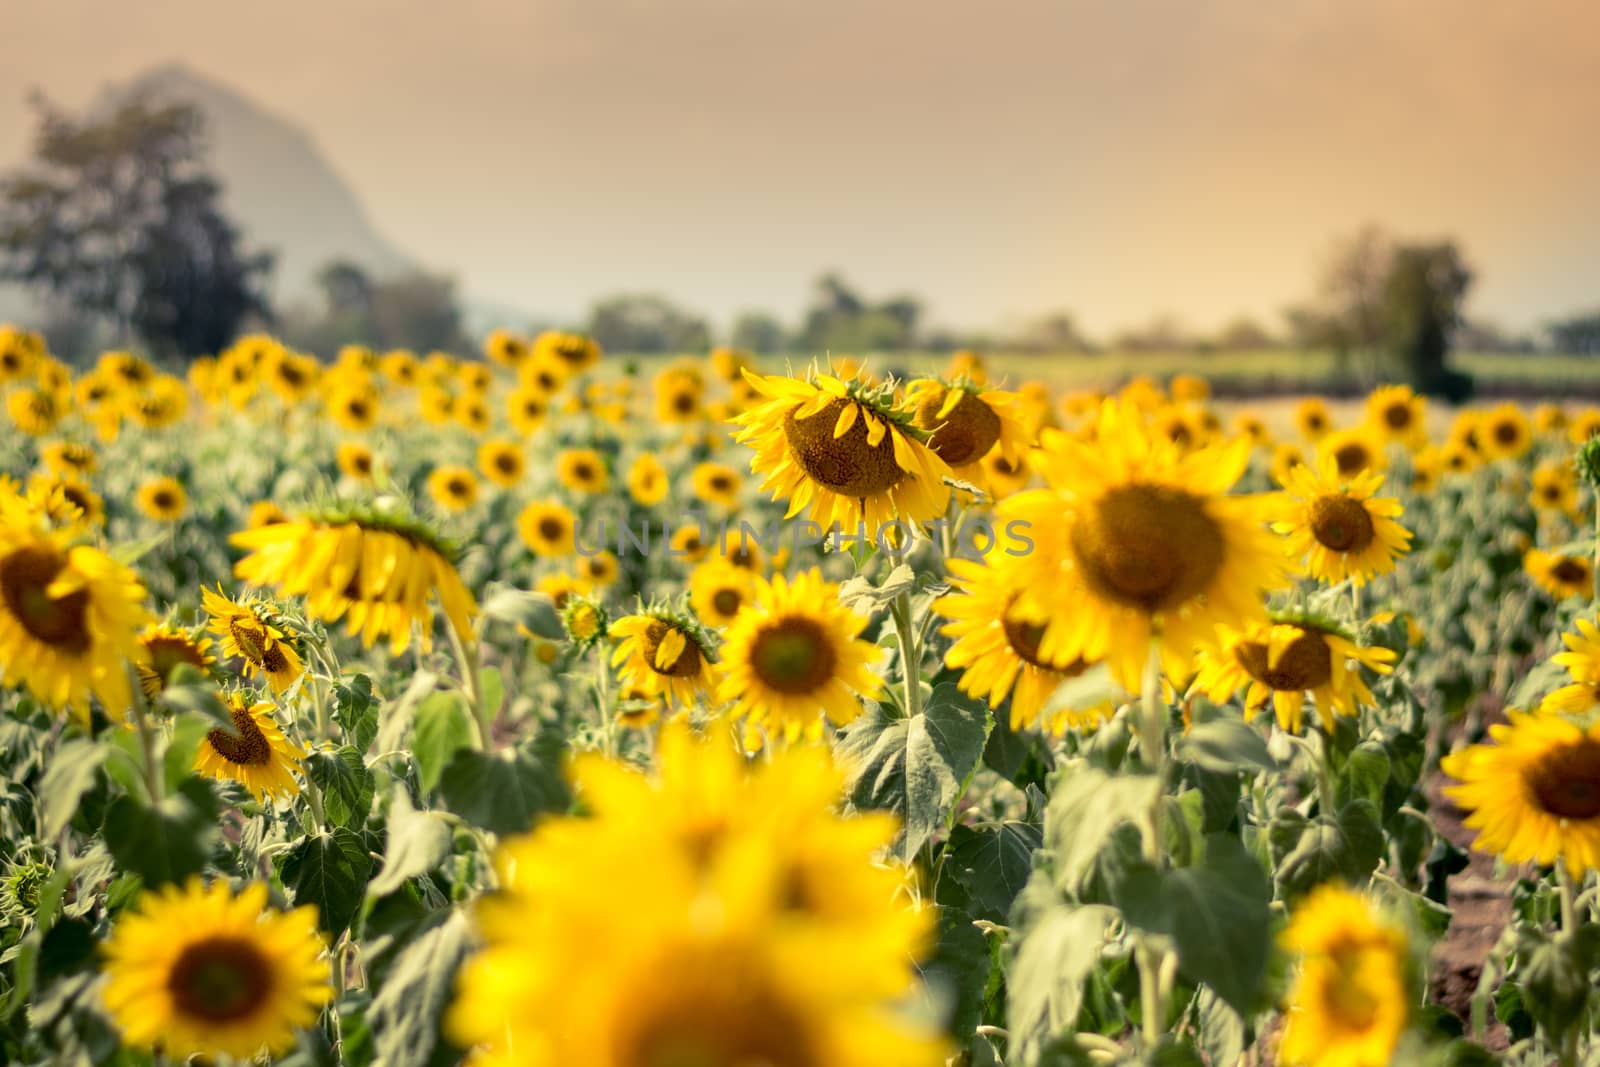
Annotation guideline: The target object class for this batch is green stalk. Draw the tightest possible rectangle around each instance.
[447,621,490,750]
[1135,642,1172,1047]
[891,588,922,720]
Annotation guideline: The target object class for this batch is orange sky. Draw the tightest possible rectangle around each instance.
[4,0,1598,336]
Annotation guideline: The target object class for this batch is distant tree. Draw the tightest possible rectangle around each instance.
[1548,309,1600,356]
[318,260,375,318]
[1010,312,1095,354]
[1380,241,1473,399]
[1111,314,1192,353]
[280,261,468,355]
[1454,318,1534,354]
[0,93,272,358]
[798,273,920,352]
[729,311,787,354]
[1214,316,1275,350]
[586,293,710,354]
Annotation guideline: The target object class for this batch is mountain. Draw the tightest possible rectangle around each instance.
[93,64,415,305]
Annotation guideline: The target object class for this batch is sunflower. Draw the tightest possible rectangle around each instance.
[715,569,882,741]
[268,351,320,403]
[557,448,610,494]
[419,385,455,425]
[935,557,1111,734]
[1442,712,1600,875]
[1317,427,1386,480]
[40,440,97,478]
[1191,619,1396,734]
[484,327,531,367]
[332,441,374,483]
[1274,459,1412,587]
[994,400,1288,691]
[689,559,757,628]
[28,475,105,529]
[610,610,717,709]
[230,509,476,655]
[135,476,188,522]
[1479,402,1532,460]
[979,449,1031,499]
[427,465,480,512]
[1294,398,1333,441]
[447,727,943,1067]
[1278,884,1409,1067]
[1542,617,1600,715]
[655,368,704,423]
[732,370,952,537]
[1530,460,1578,515]
[905,379,1031,487]
[1409,447,1442,492]
[561,597,608,644]
[537,572,587,610]
[518,501,577,556]
[627,452,669,506]
[710,346,753,382]
[534,329,602,373]
[668,523,709,563]
[1363,384,1427,449]
[1233,412,1269,447]
[136,624,215,699]
[1534,403,1567,435]
[194,693,307,801]
[455,394,491,433]
[1169,372,1209,403]
[477,439,525,488]
[327,386,379,431]
[1524,547,1593,600]
[691,461,742,509]
[579,549,620,586]
[1569,408,1600,446]
[1270,443,1307,488]
[378,348,418,386]
[508,384,551,434]
[202,586,306,695]
[1439,441,1478,476]
[8,387,62,436]
[0,495,150,717]
[101,878,331,1061]
[1150,404,1209,452]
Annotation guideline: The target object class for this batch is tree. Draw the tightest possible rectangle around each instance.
[586,293,710,354]
[1380,241,1473,399]
[1215,316,1275,350]
[280,260,468,355]
[729,311,787,353]
[797,273,921,352]
[1548,309,1600,356]
[1009,312,1095,354]
[0,93,272,358]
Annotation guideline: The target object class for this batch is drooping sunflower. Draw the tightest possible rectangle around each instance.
[1294,397,1333,441]
[101,878,331,1061]
[934,557,1111,734]
[136,624,215,699]
[1274,458,1412,587]
[1190,618,1397,734]
[202,586,306,695]
[426,465,480,513]
[1479,402,1532,460]
[1524,547,1593,600]
[626,452,669,506]
[732,370,952,537]
[447,727,944,1067]
[610,609,717,709]
[557,448,610,494]
[905,379,1031,489]
[716,569,882,741]
[229,508,476,655]
[477,439,525,488]
[689,559,758,628]
[1363,384,1427,449]
[336,441,377,481]
[1317,426,1386,480]
[691,461,743,509]
[994,399,1289,691]
[194,693,307,801]
[517,500,578,556]
[0,493,150,717]
[1278,884,1409,1067]
[1442,711,1600,875]
[135,476,188,522]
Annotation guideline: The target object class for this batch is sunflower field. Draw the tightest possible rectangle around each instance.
[4,322,1600,1067]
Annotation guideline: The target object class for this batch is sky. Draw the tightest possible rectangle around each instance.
[4,0,1598,338]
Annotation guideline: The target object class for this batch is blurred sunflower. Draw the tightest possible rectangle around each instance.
[1439,441,1478,476]
[378,348,418,386]
[1442,711,1600,875]
[534,330,602,373]
[905,379,1030,487]
[1363,384,1426,449]
[717,569,882,741]
[1524,547,1593,600]
[1409,447,1442,492]
[1278,884,1409,1067]
[477,439,525,488]
[670,523,710,562]
[101,878,330,1061]
[709,346,752,382]
[455,393,491,433]
[1568,408,1600,446]
[28,476,104,529]
[1233,411,1269,447]
[136,624,215,699]
[40,440,97,478]
[135,477,188,522]
[979,449,1031,499]
[1191,619,1396,734]
[1479,403,1532,460]
[610,609,716,709]
[194,693,307,801]
[995,399,1288,690]
[1294,397,1332,441]
[427,465,480,512]
[615,683,661,729]
[691,461,742,509]
[336,441,377,481]
[507,384,551,434]
[689,559,757,628]
[627,452,669,506]
[230,509,476,654]
[557,448,610,494]
[1317,426,1386,479]
[732,370,952,536]
[202,586,306,695]
[578,549,620,587]
[1274,459,1411,587]
[935,557,1110,734]
[8,387,62,436]
[246,502,289,533]
[484,327,531,367]
[518,501,577,556]
[1530,460,1578,515]
[0,493,149,717]
[327,386,379,431]
[419,385,455,425]
[1270,443,1307,488]
[1534,403,1567,435]
[654,369,704,423]
[459,361,493,394]
[1543,616,1600,714]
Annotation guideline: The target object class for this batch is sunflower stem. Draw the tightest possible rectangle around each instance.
[1135,641,1172,1048]
[127,674,163,804]
[1558,859,1579,941]
[891,587,922,720]
[447,623,490,750]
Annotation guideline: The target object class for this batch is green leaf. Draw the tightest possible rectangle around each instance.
[1042,764,1162,894]
[367,910,473,1067]
[835,682,991,861]
[38,739,106,839]
[1192,986,1245,1067]
[1337,741,1390,810]
[369,791,454,898]
[334,675,379,752]
[1176,718,1276,775]
[162,712,215,794]
[479,585,563,638]
[156,664,236,733]
[1006,904,1116,1062]
[915,907,991,1041]
[945,822,1043,924]
[1275,800,1386,900]
[306,746,376,830]
[478,667,505,726]
[102,778,219,887]
[281,827,374,938]
[837,563,915,614]
[1116,834,1272,1016]
[414,692,473,794]
[437,744,568,835]
[376,669,441,756]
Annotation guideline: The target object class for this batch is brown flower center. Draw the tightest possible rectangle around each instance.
[537,517,566,542]
[1382,403,1412,430]
[1525,738,1600,820]
[0,545,90,653]
[916,390,1001,466]
[1552,558,1590,585]
[616,966,817,1067]
[711,589,743,617]
[749,617,836,694]
[167,936,274,1023]
[1234,630,1333,691]
[783,398,907,499]
[1332,443,1372,478]
[1069,484,1224,612]
[673,391,697,414]
[1493,421,1520,446]
[1309,495,1376,553]
[206,704,273,766]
